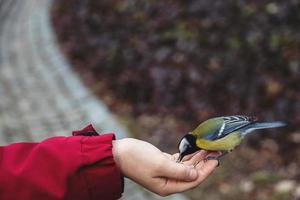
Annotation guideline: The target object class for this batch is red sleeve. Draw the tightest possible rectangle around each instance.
[0,124,124,200]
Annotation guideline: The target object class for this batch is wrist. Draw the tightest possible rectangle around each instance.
[112,139,129,174]
[112,140,121,169]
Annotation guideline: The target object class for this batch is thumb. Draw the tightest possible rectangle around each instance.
[159,160,198,181]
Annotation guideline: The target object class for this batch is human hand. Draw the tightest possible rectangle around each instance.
[112,138,218,196]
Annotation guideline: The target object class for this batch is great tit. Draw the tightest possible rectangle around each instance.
[177,115,286,162]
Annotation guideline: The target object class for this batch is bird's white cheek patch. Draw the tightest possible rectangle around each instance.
[179,138,188,152]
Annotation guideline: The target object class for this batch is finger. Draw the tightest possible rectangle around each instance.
[195,159,219,179]
[178,150,201,162]
[167,152,198,162]
[163,153,174,160]
[171,153,179,161]
[163,153,184,161]
[164,159,218,194]
[158,159,198,181]
[164,151,205,163]
[183,150,209,166]
[176,150,204,162]
[163,153,183,162]
[205,151,223,159]
[170,150,204,163]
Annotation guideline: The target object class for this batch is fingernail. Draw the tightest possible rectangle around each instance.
[215,160,220,167]
[189,169,198,179]
[208,159,220,168]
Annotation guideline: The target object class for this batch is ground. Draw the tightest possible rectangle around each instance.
[51,1,300,199]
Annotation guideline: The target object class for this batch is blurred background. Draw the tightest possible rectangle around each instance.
[1,0,300,199]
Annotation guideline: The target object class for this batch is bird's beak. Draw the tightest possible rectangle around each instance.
[176,154,183,163]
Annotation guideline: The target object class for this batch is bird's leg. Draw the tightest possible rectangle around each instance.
[204,151,229,166]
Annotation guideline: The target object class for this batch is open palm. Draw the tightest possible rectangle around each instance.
[113,138,219,196]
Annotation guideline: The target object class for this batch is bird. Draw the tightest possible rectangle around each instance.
[177,115,286,162]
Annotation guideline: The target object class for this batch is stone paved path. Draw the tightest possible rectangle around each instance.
[0,0,187,199]
[0,0,129,142]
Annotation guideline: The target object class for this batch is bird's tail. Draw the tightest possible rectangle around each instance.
[242,121,287,136]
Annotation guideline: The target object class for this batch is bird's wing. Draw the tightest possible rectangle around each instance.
[192,115,255,140]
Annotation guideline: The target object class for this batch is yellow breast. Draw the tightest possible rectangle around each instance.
[196,132,242,151]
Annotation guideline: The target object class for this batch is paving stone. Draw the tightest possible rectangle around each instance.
[0,0,188,199]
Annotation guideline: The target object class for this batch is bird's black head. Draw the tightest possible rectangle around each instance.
[177,134,200,162]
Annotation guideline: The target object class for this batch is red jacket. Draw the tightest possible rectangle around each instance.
[0,124,124,200]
